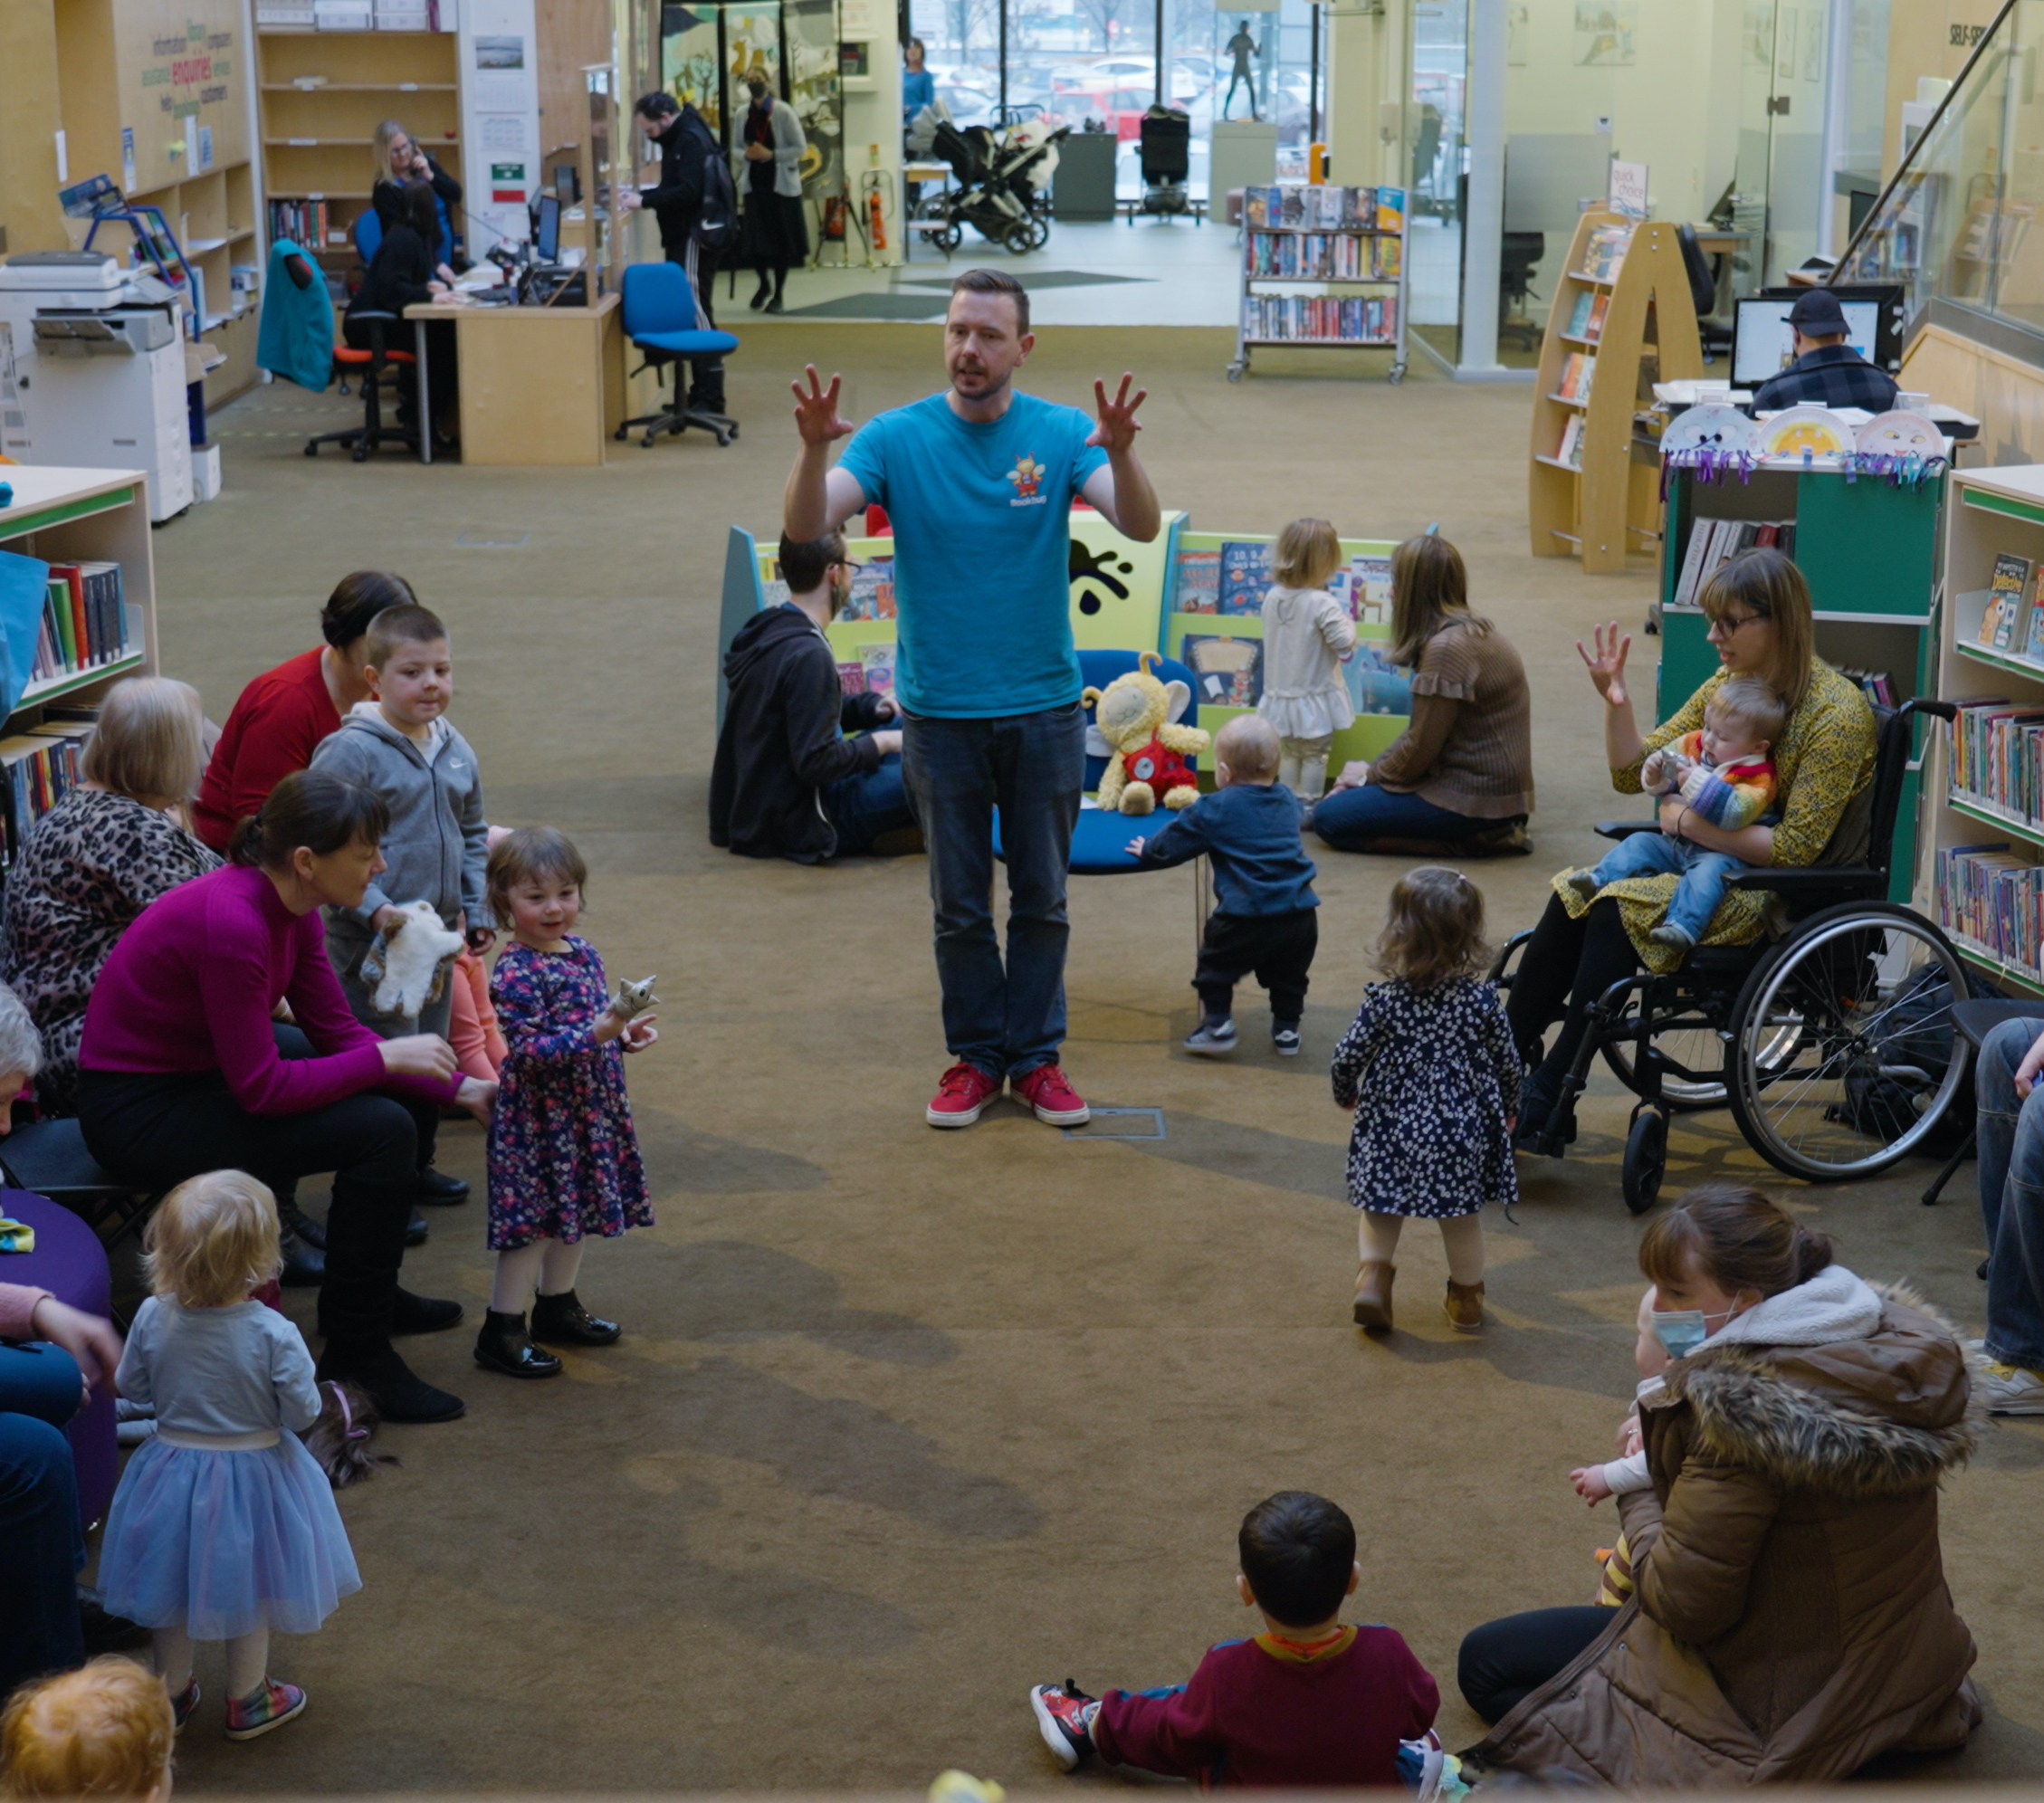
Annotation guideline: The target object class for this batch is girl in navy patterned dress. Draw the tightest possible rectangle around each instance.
[1331,866,1518,1340]
[475,827,658,1381]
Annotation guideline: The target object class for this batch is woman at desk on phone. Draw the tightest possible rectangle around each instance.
[346,181,460,450]
[372,119,464,275]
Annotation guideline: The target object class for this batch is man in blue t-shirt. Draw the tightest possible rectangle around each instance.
[784,266,1160,1130]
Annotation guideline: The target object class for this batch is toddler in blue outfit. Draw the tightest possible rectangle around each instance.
[1129,713,1320,1056]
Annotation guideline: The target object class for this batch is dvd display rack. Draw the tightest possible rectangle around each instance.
[1227,183,1409,385]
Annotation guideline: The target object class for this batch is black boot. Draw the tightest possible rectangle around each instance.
[278,1226,324,1288]
[391,1287,464,1334]
[530,1288,622,1346]
[277,1188,327,1252]
[416,1167,470,1207]
[317,1174,464,1422]
[406,1207,428,1246]
[767,269,786,314]
[750,273,772,310]
[473,1310,562,1378]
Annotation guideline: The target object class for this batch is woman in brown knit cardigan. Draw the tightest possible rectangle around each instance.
[1311,535,1534,854]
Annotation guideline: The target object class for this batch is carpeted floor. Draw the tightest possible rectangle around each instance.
[128,323,2044,1790]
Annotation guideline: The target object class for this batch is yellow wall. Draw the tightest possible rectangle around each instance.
[0,0,69,255]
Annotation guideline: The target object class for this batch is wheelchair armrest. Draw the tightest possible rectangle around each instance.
[1728,866,1880,895]
[1595,818,1663,842]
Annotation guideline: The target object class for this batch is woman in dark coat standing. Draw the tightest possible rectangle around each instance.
[740,70,808,312]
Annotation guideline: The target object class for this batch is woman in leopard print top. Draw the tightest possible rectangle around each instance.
[1,678,219,1112]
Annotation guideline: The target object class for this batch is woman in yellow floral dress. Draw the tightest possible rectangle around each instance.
[1507,549,1876,1150]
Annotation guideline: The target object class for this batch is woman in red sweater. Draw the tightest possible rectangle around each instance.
[192,571,412,854]
[75,769,494,1425]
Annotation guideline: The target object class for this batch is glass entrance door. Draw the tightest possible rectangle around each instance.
[1408,0,1469,368]
[1734,0,1828,290]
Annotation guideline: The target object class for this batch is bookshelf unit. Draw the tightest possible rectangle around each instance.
[257,30,462,269]
[1529,210,1703,576]
[1924,465,2044,994]
[1657,460,1944,902]
[1227,185,1409,385]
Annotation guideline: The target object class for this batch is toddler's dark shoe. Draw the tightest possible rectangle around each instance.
[1184,1017,1237,1057]
[1030,1680,1100,1770]
[474,1309,563,1378]
[1273,1020,1302,1056]
[225,1679,306,1741]
[170,1679,200,1731]
[530,1289,622,1346]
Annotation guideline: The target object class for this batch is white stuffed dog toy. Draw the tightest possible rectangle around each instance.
[359,902,466,1020]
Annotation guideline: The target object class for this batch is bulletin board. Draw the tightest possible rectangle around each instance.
[118,0,249,191]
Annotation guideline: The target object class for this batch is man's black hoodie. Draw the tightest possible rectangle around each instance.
[710,605,893,863]
[640,103,719,253]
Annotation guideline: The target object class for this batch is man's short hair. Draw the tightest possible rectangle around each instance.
[366,602,448,671]
[778,530,848,596]
[1238,1492,1355,1628]
[634,91,680,120]
[950,267,1030,336]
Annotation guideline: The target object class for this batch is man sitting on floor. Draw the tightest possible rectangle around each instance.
[710,531,916,863]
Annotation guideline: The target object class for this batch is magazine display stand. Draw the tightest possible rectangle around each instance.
[1530,209,1703,576]
[1227,184,1409,386]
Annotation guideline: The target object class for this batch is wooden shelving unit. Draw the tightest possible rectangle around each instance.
[257,29,463,266]
[1529,209,1703,576]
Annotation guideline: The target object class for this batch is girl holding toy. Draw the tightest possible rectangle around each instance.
[1256,516,1356,806]
[96,1171,359,1742]
[476,826,658,1381]
[1332,866,1519,1337]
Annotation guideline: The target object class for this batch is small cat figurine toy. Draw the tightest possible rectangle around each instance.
[607,976,659,1020]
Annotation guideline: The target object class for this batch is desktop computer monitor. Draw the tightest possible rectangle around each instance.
[535,194,560,264]
[1731,292,1885,388]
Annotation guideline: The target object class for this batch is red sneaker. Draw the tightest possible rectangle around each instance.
[1013,1062,1090,1126]
[927,1062,1002,1128]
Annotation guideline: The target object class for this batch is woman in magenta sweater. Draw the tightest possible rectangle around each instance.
[74,768,494,1424]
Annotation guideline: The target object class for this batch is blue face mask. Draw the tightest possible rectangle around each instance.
[1650,1306,1734,1360]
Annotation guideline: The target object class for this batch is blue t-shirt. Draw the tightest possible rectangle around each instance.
[836,390,1107,718]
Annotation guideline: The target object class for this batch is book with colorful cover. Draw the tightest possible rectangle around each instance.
[2024,565,2044,663]
[1557,416,1585,469]
[1345,641,1412,716]
[1988,552,2030,647]
[857,642,895,696]
[836,660,867,696]
[840,558,896,622]
[1218,539,1274,615]
[1370,234,1401,279]
[1558,352,1590,402]
[1586,293,1609,340]
[1566,291,1595,338]
[1175,549,1221,614]
[1348,554,1392,623]
[1180,634,1264,708]
[1371,186,1404,234]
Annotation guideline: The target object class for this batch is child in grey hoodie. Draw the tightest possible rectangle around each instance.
[309,601,490,1206]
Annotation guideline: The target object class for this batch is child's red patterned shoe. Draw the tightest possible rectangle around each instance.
[1012,1063,1091,1126]
[170,1680,199,1731]
[1029,1679,1100,1770]
[224,1679,307,1741]
[927,1062,1001,1128]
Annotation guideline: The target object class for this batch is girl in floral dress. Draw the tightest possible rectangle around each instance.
[475,827,658,1380]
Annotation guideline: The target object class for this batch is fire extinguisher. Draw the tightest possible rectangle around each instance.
[823,196,848,241]
[867,187,887,251]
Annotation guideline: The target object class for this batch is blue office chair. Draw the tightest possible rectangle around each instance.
[993,648,1207,874]
[352,207,383,265]
[616,261,740,450]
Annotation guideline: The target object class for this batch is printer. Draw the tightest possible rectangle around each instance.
[0,251,194,521]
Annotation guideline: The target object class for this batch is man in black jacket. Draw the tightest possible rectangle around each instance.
[711,532,916,863]
[621,91,726,413]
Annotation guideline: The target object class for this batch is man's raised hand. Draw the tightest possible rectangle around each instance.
[1087,373,1147,456]
[792,365,855,447]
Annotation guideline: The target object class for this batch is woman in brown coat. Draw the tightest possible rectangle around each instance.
[1459,1184,1981,1784]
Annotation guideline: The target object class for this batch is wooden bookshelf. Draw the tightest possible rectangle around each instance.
[258,30,462,263]
[1528,209,1703,576]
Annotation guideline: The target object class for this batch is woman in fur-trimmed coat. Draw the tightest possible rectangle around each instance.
[1459,1183,1982,1785]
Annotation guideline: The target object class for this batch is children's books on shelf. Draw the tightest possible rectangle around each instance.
[1180,634,1264,708]
[1345,642,1412,716]
[1242,294,1398,343]
[1834,665,1896,709]
[1372,187,1405,234]
[1370,235,1401,280]
[840,558,896,622]
[1174,549,1221,614]
[2023,565,2044,662]
[1992,551,2030,651]
[32,562,130,683]
[1557,352,1594,403]
[1951,699,2044,825]
[1344,554,1392,623]
[1939,840,2044,973]
[0,722,91,870]
[1580,224,1632,281]
[1556,417,1586,469]
[857,643,895,696]
[1585,294,1609,340]
[1671,519,1798,607]
[836,660,867,696]
[1218,540,1274,615]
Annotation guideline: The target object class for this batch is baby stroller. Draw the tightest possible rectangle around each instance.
[913,111,1067,255]
[1132,107,1203,224]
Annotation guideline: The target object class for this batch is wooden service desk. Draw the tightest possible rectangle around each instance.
[403,290,625,466]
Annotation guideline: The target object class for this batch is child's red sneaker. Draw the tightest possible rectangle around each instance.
[927,1062,1001,1128]
[1029,1680,1100,1770]
[224,1679,306,1741]
[1012,1062,1090,1126]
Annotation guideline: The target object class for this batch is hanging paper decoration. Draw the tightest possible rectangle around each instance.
[1755,405,1857,465]
[1851,410,1949,488]
[1658,403,1761,499]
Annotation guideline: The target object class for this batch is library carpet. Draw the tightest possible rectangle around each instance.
[124,324,2044,1790]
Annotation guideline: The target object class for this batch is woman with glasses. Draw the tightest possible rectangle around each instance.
[1506,549,1876,1150]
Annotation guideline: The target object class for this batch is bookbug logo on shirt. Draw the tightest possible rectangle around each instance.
[1008,454,1047,504]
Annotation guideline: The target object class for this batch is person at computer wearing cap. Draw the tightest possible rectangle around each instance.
[1750,288,1898,414]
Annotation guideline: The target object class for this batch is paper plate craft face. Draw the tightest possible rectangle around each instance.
[1757,405,1854,457]
[1660,403,1761,461]
[1856,410,1944,457]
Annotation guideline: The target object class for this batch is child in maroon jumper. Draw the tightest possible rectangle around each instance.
[1031,1492,1440,1787]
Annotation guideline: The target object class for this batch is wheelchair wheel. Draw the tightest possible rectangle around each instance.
[1622,1107,1668,1216]
[1725,902,1972,1181]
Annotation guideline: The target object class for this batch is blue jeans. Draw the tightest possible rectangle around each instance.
[825,751,916,856]
[1584,831,1746,942]
[1975,1017,2044,1371]
[902,704,1084,1080]
[0,1342,86,1696]
[1313,784,1506,851]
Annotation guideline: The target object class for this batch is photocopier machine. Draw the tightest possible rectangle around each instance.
[0,250,194,520]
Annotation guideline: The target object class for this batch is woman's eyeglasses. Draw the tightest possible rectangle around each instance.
[1707,609,1766,634]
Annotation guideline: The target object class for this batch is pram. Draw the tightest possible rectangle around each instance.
[1130,107,1204,224]
[911,110,1068,255]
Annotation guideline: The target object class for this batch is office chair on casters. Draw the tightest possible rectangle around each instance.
[1676,224,1736,363]
[305,311,419,462]
[616,262,741,450]
[1499,231,1544,350]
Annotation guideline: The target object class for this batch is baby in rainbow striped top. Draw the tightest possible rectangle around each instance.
[1566,676,1786,953]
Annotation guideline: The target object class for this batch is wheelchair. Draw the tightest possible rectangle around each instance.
[1494,698,1974,1213]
